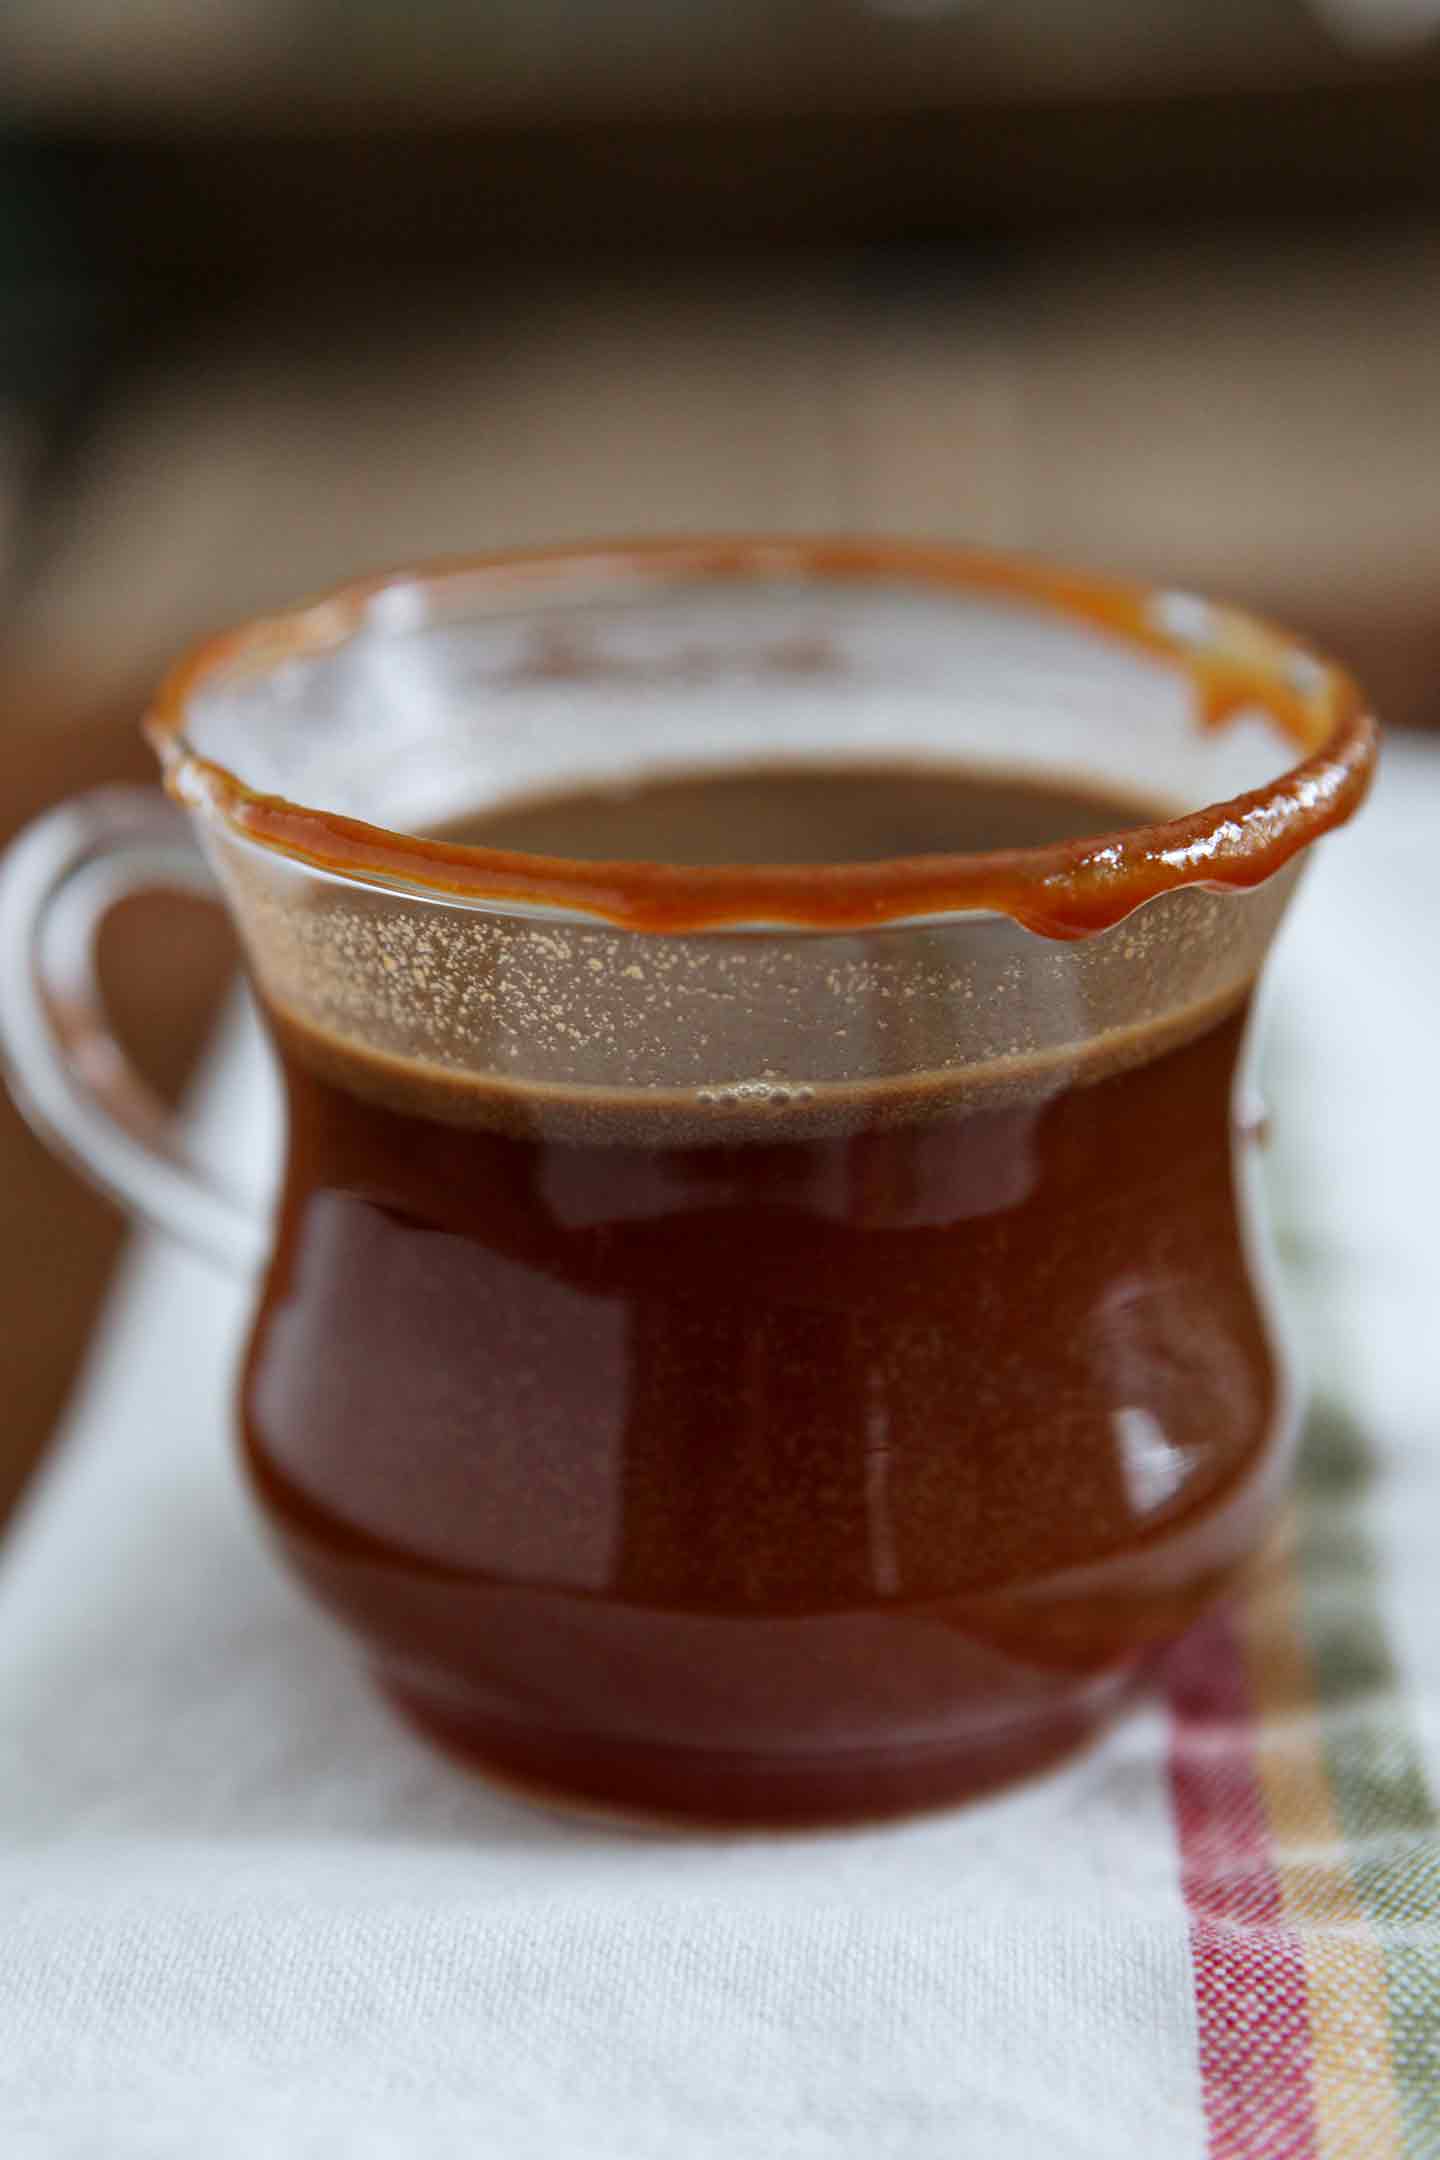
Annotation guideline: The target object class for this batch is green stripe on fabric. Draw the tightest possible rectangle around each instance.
[1294,1403,1440,2155]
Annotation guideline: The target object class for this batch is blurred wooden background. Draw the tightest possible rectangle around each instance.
[4,25,1440,1526]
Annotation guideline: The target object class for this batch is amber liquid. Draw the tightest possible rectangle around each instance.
[242,766,1288,1825]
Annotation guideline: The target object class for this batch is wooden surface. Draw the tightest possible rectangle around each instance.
[14,236,1440,727]
[4,0,1429,127]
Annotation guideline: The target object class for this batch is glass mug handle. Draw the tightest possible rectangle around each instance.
[0,787,265,1277]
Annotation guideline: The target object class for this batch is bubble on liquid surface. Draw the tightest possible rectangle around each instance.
[696,1078,814,1111]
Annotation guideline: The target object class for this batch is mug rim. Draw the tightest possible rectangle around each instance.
[144,534,1378,939]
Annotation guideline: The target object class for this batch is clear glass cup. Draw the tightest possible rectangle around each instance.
[0,538,1375,1826]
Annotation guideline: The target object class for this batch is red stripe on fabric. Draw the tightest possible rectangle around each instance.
[1165,1610,1319,2160]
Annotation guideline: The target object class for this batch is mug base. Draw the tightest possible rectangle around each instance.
[378,1676,1122,1832]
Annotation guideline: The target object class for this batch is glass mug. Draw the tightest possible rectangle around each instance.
[0,539,1375,1827]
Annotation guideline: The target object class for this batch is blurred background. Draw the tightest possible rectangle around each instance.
[2,0,1439,1526]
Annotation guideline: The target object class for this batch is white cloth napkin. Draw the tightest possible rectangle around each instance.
[3,742,1438,2160]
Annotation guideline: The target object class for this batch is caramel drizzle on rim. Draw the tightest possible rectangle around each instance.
[145,536,1377,940]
